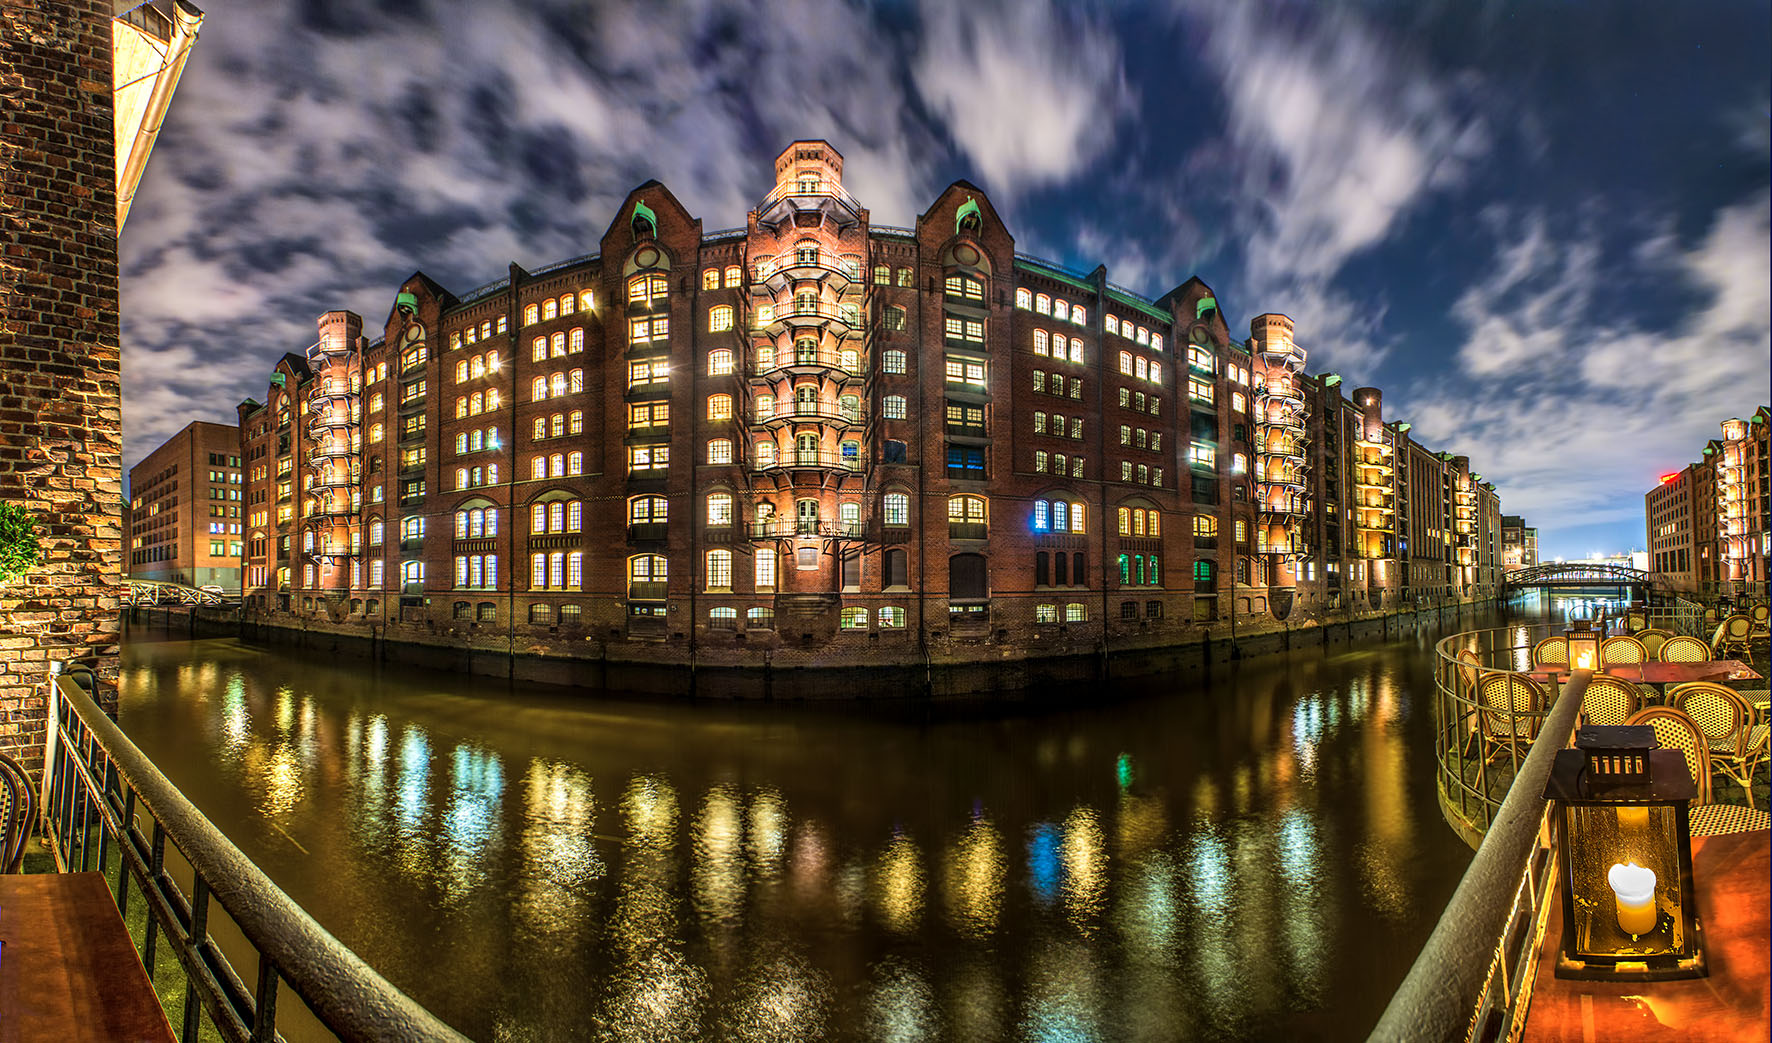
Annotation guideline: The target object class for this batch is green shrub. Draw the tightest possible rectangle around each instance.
[0,502,43,584]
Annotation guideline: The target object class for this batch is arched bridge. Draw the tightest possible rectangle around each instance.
[122,580,237,607]
[1501,563,1656,593]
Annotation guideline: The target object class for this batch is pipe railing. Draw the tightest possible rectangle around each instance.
[1372,627,1590,1043]
[41,666,467,1043]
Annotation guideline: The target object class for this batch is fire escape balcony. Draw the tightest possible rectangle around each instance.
[751,350,864,382]
[754,404,867,430]
[751,255,856,296]
[749,450,865,474]
[755,179,865,231]
[1257,383,1305,407]
[755,301,861,338]
[746,519,867,540]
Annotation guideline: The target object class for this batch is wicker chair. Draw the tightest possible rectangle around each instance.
[1637,628,1674,660]
[1750,603,1769,635]
[1712,614,1756,664]
[1626,706,1771,836]
[1531,636,1569,668]
[1476,671,1545,765]
[1600,635,1648,666]
[1659,635,1712,663]
[1622,608,1649,634]
[1671,682,1768,809]
[0,751,34,874]
[1579,674,1642,727]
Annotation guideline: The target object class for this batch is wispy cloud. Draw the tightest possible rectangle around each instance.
[912,0,1133,200]
[1176,2,1488,371]
[1407,193,1771,551]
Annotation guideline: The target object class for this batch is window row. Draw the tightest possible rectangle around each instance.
[453,507,497,538]
[943,316,985,344]
[701,266,745,290]
[454,427,501,455]
[1118,426,1162,451]
[450,317,508,350]
[529,452,585,479]
[1033,452,1086,477]
[1034,603,1091,623]
[1117,461,1165,488]
[522,292,592,326]
[1032,498,1087,534]
[1118,352,1163,383]
[530,329,585,361]
[872,266,916,287]
[627,274,668,306]
[453,389,503,418]
[1032,329,1084,364]
[534,411,585,440]
[531,370,584,401]
[1117,387,1161,415]
[454,465,500,489]
[1033,412,1083,439]
[1015,289,1087,326]
[454,554,499,590]
[1119,507,1161,537]
[1032,370,1082,398]
[629,315,670,344]
[1105,315,1161,351]
[453,352,502,383]
[1117,553,1162,586]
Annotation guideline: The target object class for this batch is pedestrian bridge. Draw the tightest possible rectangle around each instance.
[121,579,235,606]
[1500,563,1655,593]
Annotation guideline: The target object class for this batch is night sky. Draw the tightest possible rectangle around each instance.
[120,0,1770,560]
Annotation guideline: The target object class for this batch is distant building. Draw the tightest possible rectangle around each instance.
[1501,515,1538,570]
[1646,407,1768,596]
[127,421,244,591]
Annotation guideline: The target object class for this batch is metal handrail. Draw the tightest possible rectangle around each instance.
[42,669,467,1043]
[1371,651,1588,1043]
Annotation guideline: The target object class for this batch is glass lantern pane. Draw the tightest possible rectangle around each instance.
[1563,804,1685,957]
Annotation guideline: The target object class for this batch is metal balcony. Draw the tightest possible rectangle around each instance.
[754,404,867,430]
[755,301,861,338]
[755,179,864,231]
[750,350,863,380]
[751,255,857,295]
[750,450,865,473]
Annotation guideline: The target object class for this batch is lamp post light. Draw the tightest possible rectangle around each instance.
[1542,725,1705,980]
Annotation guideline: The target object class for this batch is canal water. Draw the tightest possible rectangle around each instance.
[117,607,1517,1042]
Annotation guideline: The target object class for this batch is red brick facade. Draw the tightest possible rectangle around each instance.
[235,142,1504,680]
[1,0,123,764]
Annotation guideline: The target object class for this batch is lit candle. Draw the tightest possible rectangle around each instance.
[1616,806,1650,832]
[1574,650,1594,671]
[1608,861,1657,937]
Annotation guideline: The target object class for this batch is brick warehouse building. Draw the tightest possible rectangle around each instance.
[124,419,244,591]
[1646,406,1770,596]
[234,142,1503,688]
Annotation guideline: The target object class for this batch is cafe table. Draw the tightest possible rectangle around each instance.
[1528,659,1762,702]
[0,872,175,1043]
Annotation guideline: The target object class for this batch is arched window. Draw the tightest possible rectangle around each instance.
[567,451,583,476]
[531,503,547,532]
[532,337,547,362]
[708,393,733,421]
[523,303,539,325]
[707,492,733,526]
[795,385,818,413]
[548,453,564,477]
[1016,288,1033,309]
[1120,352,1134,375]
[548,501,564,533]
[723,265,742,287]
[884,350,906,374]
[708,348,733,375]
[1035,294,1051,315]
[543,299,558,321]
[1071,306,1087,325]
[755,394,775,421]
[948,494,987,537]
[709,305,734,332]
[369,519,384,545]
[532,376,548,401]
[629,496,667,524]
[469,391,484,415]
[883,395,906,420]
[568,501,582,532]
[559,293,575,315]
[578,291,594,312]
[532,417,547,440]
[755,441,777,467]
[551,332,565,357]
[455,360,469,383]
[530,457,547,480]
[455,467,470,489]
[883,492,910,527]
[1054,300,1069,321]
[1033,329,1048,356]
[702,268,720,290]
[795,433,819,465]
[629,554,667,583]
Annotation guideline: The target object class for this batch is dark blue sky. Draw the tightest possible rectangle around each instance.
[121,0,1769,559]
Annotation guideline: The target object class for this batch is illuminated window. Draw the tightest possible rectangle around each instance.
[707,394,733,421]
[709,305,734,332]
[724,265,742,287]
[523,304,539,325]
[706,550,732,590]
[703,268,720,290]
[883,395,906,420]
[708,439,733,465]
[1016,288,1032,309]
[708,349,733,376]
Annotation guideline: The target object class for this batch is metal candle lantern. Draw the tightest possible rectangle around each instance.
[1542,725,1705,980]
[1565,618,1602,673]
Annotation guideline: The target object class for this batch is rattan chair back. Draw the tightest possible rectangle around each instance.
[1623,609,1648,633]
[1671,682,1752,756]
[1600,635,1647,666]
[1637,628,1673,659]
[1531,636,1568,667]
[1751,603,1769,628]
[1624,706,1712,804]
[0,751,35,874]
[1454,648,1482,696]
[1579,675,1642,727]
[1478,671,1544,743]
[1658,635,1712,663]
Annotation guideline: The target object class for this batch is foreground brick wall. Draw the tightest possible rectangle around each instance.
[0,0,123,771]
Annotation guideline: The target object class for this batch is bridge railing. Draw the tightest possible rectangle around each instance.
[1373,626,1591,1042]
[41,665,468,1042]
[122,580,236,607]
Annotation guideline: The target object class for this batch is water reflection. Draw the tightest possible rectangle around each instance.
[115,606,1526,1041]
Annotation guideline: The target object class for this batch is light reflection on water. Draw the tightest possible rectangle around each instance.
[116,607,1530,1040]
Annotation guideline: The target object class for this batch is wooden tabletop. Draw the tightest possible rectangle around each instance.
[1530,660,1762,686]
[0,872,175,1043]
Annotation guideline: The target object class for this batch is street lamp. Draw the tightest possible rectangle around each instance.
[1543,725,1705,980]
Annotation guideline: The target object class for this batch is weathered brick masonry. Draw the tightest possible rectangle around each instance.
[0,0,123,767]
